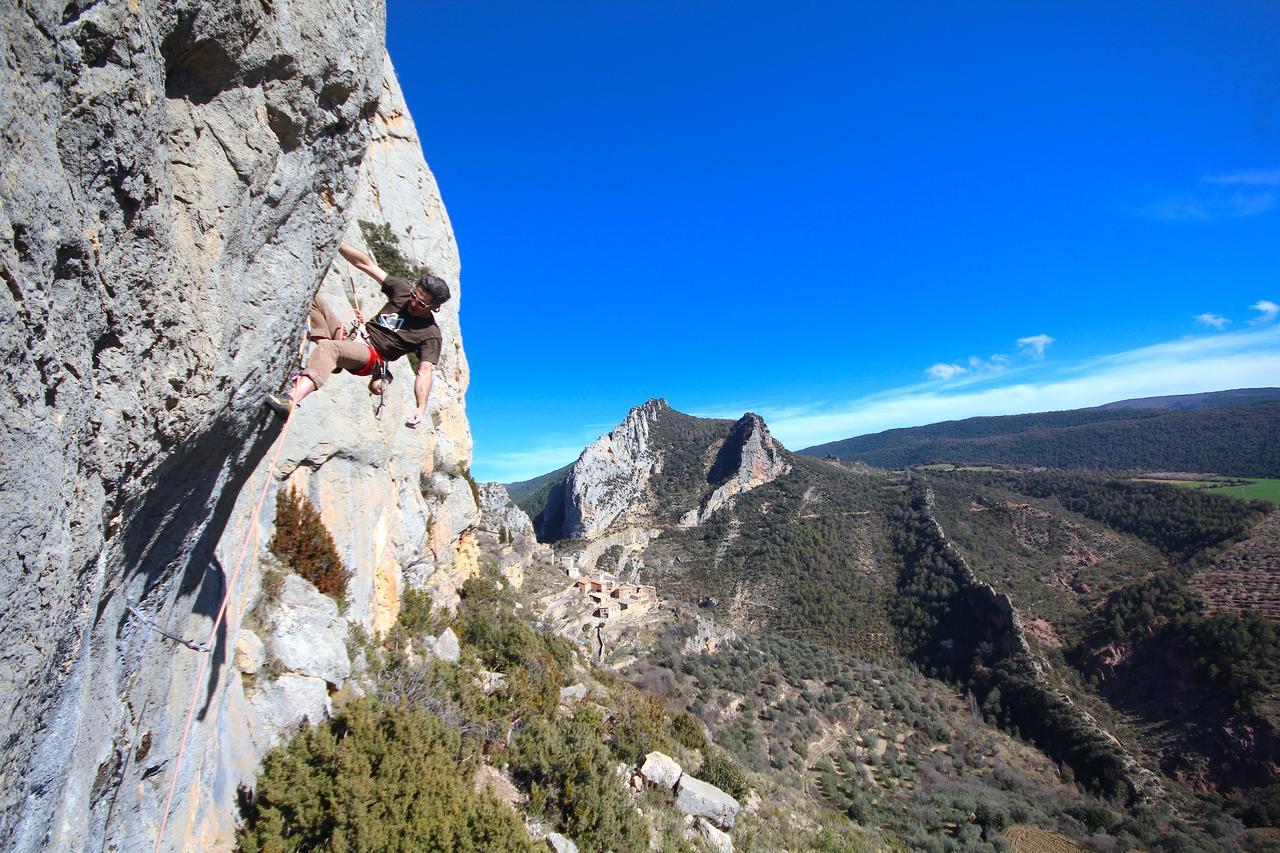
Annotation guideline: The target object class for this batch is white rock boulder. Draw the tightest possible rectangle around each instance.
[433,627,461,663]
[545,832,579,853]
[559,683,589,704]
[699,817,734,852]
[235,629,266,675]
[249,673,332,752]
[267,574,351,686]
[675,775,742,830]
[640,751,683,789]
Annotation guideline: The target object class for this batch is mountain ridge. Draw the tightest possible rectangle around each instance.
[799,390,1280,475]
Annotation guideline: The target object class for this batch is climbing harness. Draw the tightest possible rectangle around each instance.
[341,263,392,419]
[151,370,302,853]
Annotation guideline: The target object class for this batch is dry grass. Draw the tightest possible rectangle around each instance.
[1005,823,1086,852]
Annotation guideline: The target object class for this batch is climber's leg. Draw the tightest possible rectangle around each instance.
[308,295,346,341]
[265,338,373,418]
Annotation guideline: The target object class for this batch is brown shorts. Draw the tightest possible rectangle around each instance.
[301,296,377,389]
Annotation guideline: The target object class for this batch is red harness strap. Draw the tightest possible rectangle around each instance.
[353,343,385,376]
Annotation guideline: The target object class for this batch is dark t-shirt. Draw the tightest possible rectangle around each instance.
[364,276,443,365]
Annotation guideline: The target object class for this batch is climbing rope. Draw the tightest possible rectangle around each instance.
[151,383,301,853]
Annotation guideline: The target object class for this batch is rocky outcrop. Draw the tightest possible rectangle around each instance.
[541,399,669,540]
[183,55,479,848]
[265,575,351,686]
[248,674,332,753]
[640,751,683,789]
[683,616,738,656]
[0,2,385,849]
[675,775,742,830]
[477,482,551,588]
[680,413,789,527]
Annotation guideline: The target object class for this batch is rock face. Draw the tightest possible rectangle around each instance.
[534,401,791,543]
[477,482,551,588]
[675,774,742,830]
[272,51,477,635]
[185,55,479,848]
[247,674,332,754]
[680,413,789,527]
[266,575,351,686]
[0,2,386,850]
[540,399,668,540]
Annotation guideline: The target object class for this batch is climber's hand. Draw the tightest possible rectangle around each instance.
[405,412,422,429]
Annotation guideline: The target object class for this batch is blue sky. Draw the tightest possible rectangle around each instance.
[386,1,1280,482]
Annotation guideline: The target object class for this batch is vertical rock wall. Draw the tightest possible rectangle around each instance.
[181,55,479,849]
[0,1,387,849]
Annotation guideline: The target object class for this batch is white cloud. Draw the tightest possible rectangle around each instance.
[758,325,1280,452]
[1144,168,1279,221]
[1144,198,1210,222]
[473,443,585,483]
[1194,313,1229,330]
[1016,334,1054,359]
[1205,169,1280,186]
[926,363,968,380]
[1251,300,1279,325]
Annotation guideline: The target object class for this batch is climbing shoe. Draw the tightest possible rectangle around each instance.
[263,392,295,419]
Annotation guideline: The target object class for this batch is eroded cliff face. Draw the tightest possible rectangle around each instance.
[184,56,479,849]
[679,413,790,527]
[558,399,668,539]
[0,2,475,849]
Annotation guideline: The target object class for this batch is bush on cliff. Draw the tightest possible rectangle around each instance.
[239,699,534,852]
[269,485,348,601]
[509,707,648,851]
[697,748,751,800]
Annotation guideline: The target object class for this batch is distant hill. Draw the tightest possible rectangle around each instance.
[505,463,574,521]
[497,398,1280,810]
[1099,387,1280,411]
[799,391,1280,476]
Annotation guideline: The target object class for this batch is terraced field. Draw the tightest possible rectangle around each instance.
[1175,477,1280,506]
[1190,510,1280,621]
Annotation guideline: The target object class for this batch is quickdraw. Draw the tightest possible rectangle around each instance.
[125,603,209,653]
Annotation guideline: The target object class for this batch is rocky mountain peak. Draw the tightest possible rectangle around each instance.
[680,411,790,527]
[552,399,669,540]
[530,403,793,541]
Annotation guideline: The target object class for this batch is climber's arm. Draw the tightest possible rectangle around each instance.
[406,359,433,429]
[338,241,388,284]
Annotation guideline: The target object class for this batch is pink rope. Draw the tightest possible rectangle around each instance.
[152,402,298,852]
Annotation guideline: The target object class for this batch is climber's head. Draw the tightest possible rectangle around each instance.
[407,271,450,317]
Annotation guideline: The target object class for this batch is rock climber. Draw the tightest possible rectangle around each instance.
[265,241,449,428]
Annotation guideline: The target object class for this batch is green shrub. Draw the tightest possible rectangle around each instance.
[397,587,442,638]
[239,699,534,852]
[509,708,648,851]
[269,486,348,602]
[697,748,750,800]
[359,220,426,282]
[608,688,672,766]
[669,712,708,752]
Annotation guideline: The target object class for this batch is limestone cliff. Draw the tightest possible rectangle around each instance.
[679,413,790,527]
[477,483,551,589]
[558,399,668,540]
[535,400,791,543]
[0,2,477,849]
[184,56,479,849]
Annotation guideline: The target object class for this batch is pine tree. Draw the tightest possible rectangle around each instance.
[269,486,348,601]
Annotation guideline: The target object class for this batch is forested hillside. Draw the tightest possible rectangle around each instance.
[489,400,1280,849]
[800,398,1280,476]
